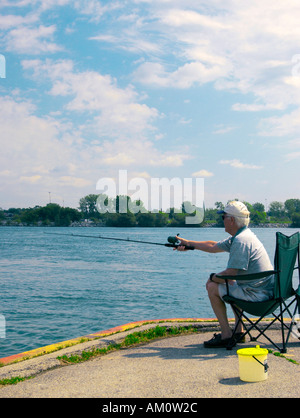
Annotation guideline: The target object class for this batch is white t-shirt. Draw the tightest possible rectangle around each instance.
[217,227,274,301]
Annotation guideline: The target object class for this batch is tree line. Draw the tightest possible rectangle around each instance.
[1,195,300,227]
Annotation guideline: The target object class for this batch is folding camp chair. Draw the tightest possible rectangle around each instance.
[217,231,300,353]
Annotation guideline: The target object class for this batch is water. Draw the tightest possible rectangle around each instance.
[0,226,299,358]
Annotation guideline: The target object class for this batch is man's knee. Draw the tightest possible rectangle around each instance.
[206,280,219,297]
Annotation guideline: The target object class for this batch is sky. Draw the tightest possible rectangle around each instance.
[0,0,300,211]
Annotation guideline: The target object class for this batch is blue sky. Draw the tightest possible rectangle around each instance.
[0,0,300,210]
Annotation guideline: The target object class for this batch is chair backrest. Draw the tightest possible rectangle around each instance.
[274,231,300,299]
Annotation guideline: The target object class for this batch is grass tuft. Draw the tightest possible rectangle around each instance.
[57,325,196,364]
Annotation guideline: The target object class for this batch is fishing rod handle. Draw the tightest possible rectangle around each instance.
[165,243,195,250]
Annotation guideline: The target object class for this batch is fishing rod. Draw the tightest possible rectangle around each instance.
[44,232,194,250]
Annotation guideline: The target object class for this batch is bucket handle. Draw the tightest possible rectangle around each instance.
[253,356,269,373]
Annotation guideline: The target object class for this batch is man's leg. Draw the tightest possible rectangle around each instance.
[232,305,244,334]
[206,281,232,339]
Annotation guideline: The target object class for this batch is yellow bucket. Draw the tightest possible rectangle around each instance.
[237,345,269,382]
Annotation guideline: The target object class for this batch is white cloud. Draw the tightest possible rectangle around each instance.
[101,153,136,167]
[5,25,62,54]
[21,58,191,166]
[134,61,226,88]
[2,0,300,207]
[284,152,300,161]
[99,139,189,168]
[192,170,214,177]
[258,108,300,137]
[74,0,120,22]
[0,13,38,29]
[0,66,191,207]
[219,160,262,170]
[133,62,169,87]
[232,103,286,112]
[283,138,300,161]
[213,125,236,135]
[0,95,89,206]
[90,34,161,55]
[59,176,92,188]
[150,154,186,167]
[22,59,159,138]
[132,2,300,145]
[0,95,79,178]
[131,2,300,117]
[159,8,230,30]
[20,175,42,183]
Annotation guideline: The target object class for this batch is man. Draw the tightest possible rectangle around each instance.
[176,201,274,348]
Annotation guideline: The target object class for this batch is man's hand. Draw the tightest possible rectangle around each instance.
[173,236,191,251]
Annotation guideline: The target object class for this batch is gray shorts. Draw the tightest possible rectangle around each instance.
[218,281,272,303]
[218,282,248,301]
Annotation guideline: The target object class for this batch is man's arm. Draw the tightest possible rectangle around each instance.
[176,237,224,253]
[210,268,238,284]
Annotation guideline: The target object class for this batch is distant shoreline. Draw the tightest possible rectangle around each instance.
[2,198,299,228]
[0,222,295,229]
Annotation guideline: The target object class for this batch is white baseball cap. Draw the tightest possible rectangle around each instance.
[217,201,250,218]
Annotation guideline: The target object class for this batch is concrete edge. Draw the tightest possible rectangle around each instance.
[0,318,220,366]
[0,317,285,381]
[0,318,221,380]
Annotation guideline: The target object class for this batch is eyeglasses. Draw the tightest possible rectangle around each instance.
[222,214,232,220]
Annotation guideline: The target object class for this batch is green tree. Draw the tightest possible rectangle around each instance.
[268,201,286,219]
[136,213,156,227]
[250,202,267,225]
[251,211,267,225]
[252,202,265,212]
[79,194,99,218]
[39,203,61,222]
[215,201,224,211]
[20,207,40,224]
[284,199,300,218]
[106,212,136,227]
[291,213,300,227]
[154,212,168,227]
[59,207,81,226]
[202,208,217,225]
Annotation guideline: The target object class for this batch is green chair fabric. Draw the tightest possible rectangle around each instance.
[217,231,300,353]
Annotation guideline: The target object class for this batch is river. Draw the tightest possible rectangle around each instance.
[0,226,299,358]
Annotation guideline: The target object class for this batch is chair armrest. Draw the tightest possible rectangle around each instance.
[216,270,276,297]
[216,270,276,281]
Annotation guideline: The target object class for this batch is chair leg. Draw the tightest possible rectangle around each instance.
[286,298,300,344]
[229,306,285,352]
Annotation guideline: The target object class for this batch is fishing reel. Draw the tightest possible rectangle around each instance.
[167,234,194,250]
[167,235,180,245]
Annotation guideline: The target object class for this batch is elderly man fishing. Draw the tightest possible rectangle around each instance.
[175,201,274,348]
